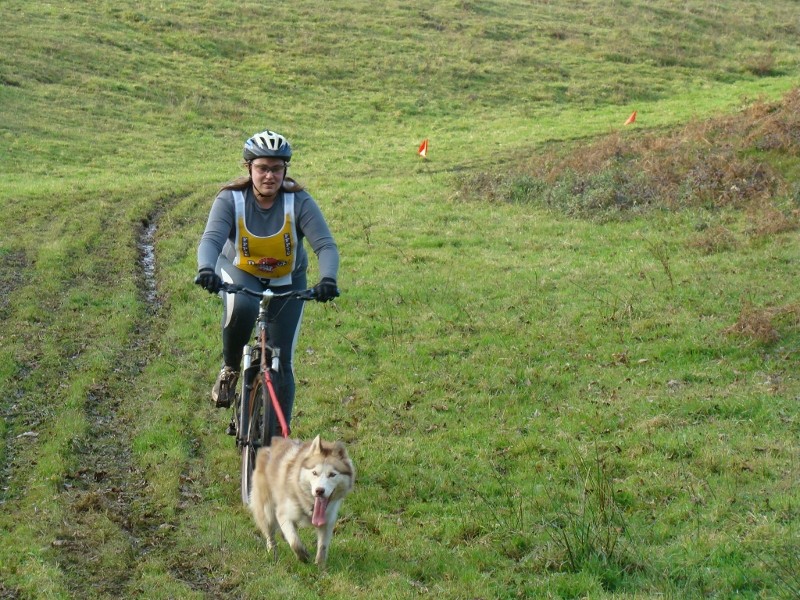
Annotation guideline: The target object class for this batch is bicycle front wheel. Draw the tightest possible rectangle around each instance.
[240,445,255,506]
[240,373,272,506]
[250,373,273,449]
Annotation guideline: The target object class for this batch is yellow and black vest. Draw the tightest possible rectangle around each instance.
[232,190,298,285]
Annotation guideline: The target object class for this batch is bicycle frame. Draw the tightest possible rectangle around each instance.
[257,309,290,439]
[219,283,316,505]
[236,295,288,452]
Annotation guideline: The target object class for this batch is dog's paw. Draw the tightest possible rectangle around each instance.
[291,542,310,563]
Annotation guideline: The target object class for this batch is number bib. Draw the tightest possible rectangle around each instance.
[232,191,297,285]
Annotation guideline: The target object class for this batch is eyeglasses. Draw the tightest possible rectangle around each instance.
[251,163,286,175]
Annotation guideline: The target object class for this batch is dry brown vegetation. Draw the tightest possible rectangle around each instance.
[686,224,740,255]
[458,89,800,226]
[724,301,800,344]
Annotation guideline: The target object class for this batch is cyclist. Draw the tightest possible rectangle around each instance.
[196,129,339,432]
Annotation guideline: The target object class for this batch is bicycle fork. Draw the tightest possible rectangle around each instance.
[237,338,288,447]
[236,344,256,445]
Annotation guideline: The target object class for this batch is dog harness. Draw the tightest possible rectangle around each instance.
[232,190,297,286]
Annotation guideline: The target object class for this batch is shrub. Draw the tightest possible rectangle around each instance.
[744,52,777,77]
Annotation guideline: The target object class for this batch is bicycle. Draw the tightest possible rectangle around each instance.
[208,281,320,505]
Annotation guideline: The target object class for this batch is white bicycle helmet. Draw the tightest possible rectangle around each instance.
[243,130,292,161]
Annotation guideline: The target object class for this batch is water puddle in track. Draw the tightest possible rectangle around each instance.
[137,217,159,310]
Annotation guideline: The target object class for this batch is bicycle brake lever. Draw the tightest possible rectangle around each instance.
[220,283,240,294]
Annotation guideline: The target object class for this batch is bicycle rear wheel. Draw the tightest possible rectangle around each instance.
[240,372,272,505]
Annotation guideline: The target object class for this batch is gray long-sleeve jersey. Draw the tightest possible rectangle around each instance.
[197,186,339,282]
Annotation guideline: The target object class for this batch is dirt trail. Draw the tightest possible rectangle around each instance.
[45,214,235,597]
[51,215,186,596]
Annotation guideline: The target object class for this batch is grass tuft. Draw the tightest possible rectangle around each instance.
[544,447,639,586]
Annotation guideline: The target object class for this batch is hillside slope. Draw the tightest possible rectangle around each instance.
[1,1,798,598]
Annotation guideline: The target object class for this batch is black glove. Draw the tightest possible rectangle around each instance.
[195,268,223,294]
[313,277,339,302]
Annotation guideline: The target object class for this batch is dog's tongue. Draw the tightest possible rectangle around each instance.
[312,496,329,527]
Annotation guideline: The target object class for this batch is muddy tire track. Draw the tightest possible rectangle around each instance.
[53,214,183,596]
[0,249,30,500]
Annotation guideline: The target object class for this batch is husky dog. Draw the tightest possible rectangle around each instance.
[249,435,355,567]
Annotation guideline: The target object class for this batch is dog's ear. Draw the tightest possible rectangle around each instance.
[311,435,322,453]
[334,441,349,460]
[333,442,355,482]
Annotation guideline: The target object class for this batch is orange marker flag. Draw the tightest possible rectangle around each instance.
[418,139,429,158]
[624,111,637,125]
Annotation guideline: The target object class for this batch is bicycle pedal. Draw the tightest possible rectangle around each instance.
[226,421,236,436]
[214,387,236,409]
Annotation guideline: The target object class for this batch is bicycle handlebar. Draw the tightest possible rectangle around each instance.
[218,282,318,301]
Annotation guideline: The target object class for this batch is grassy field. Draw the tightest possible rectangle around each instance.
[1,1,799,598]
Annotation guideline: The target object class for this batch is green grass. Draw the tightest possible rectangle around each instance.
[2,0,799,598]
